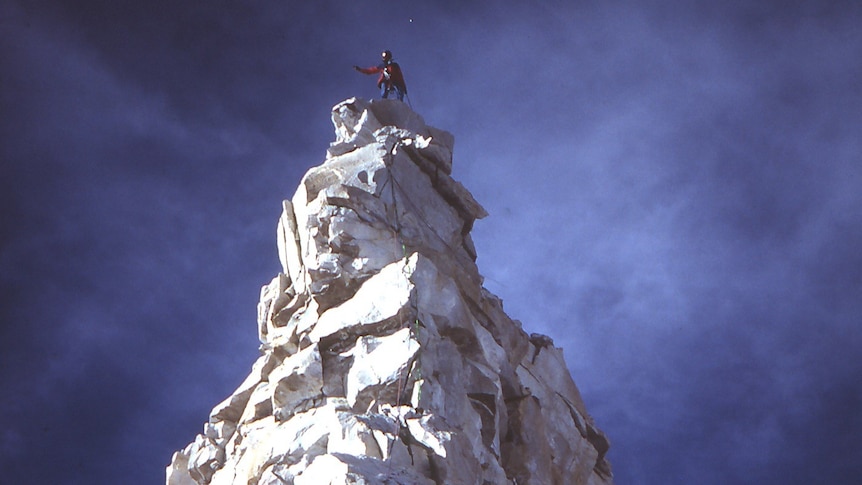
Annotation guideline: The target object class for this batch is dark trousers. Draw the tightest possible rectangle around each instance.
[380,83,405,101]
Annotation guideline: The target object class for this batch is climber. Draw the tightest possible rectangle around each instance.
[353,50,408,101]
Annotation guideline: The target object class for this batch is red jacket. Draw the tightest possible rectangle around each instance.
[357,62,407,92]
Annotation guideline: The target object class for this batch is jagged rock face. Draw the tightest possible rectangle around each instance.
[167,98,614,485]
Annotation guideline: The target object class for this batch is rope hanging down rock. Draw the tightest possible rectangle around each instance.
[381,137,427,469]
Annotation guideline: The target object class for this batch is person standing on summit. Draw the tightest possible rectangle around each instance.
[353,50,408,101]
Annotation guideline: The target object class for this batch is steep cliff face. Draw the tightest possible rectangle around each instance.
[166,98,613,485]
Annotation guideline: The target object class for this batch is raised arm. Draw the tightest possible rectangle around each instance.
[353,65,382,75]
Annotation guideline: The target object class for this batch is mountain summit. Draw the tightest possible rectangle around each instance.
[166,98,614,485]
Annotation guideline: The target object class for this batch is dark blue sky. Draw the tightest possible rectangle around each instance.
[2,1,860,484]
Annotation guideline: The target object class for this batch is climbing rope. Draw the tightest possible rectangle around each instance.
[381,138,425,471]
[383,140,464,259]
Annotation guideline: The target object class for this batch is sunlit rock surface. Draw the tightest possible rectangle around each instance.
[167,97,614,485]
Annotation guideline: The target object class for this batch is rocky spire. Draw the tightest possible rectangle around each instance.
[166,98,614,485]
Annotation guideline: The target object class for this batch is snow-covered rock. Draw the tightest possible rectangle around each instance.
[167,97,614,484]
